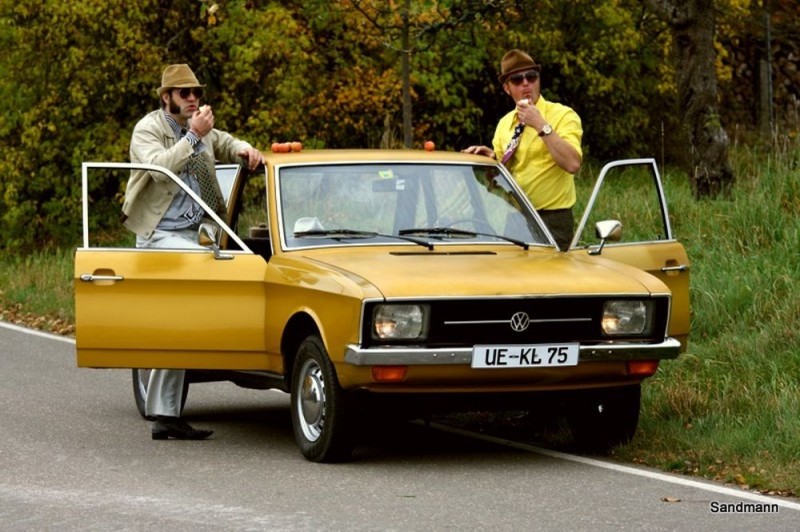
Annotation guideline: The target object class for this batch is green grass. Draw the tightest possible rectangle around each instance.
[1,138,798,494]
[604,138,800,496]
[0,247,74,333]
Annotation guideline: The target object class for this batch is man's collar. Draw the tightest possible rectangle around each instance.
[162,110,185,136]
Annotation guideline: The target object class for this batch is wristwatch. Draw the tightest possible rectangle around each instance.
[538,124,553,137]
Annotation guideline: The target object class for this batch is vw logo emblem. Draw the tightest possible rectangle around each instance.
[509,312,530,332]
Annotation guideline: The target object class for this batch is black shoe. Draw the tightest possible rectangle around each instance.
[151,416,213,440]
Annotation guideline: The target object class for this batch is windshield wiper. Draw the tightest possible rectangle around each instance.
[399,227,529,250]
[294,229,433,250]
[294,229,376,238]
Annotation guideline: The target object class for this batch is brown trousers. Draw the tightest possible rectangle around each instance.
[537,208,574,251]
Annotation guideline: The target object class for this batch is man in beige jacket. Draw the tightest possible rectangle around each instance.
[125,64,263,440]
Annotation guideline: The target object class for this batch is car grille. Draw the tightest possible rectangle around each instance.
[362,296,669,347]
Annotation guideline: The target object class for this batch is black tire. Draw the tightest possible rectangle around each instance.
[131,369,190,421]
[565,384,641,453]
[290,335,355,462]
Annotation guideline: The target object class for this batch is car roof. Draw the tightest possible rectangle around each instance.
[261,149,496,166]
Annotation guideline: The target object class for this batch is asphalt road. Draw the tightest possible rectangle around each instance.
[1,322,798,531]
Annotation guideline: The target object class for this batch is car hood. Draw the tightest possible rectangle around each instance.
[280,245,669,299]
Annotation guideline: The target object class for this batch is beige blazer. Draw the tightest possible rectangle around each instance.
[123,109,253,238]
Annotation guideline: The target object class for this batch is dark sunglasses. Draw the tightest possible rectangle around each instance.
[508,70,540,86]
[173,87,204,99]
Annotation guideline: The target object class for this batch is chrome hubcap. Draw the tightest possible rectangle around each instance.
[298,360,325,442]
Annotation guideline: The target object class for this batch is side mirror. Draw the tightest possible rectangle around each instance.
[198,223,233,260]
[198,223,218,246]
[588,220,622,256]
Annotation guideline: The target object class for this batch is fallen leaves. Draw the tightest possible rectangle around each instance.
[0,303,74,336]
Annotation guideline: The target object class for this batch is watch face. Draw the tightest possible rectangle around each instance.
[539,125,553,136]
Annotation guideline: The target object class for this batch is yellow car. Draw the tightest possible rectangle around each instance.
[76,150,689,462]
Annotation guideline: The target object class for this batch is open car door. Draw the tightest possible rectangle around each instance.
[570,158,690,349]
[75,162,271,370]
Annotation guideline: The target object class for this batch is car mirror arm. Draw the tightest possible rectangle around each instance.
[199,223,234,260]
[588,220,622,256]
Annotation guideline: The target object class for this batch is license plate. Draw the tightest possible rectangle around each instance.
[471,343,579,369]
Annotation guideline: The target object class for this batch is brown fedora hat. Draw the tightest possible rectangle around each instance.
[498,50,541,83]
[156,64,206,96]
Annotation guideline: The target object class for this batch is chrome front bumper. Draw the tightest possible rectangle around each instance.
[344,338,682,366]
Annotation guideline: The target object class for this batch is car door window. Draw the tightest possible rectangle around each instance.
[79,164,136,249]
[80,162,248,251]
[573,159,673,247]
[215,164,240,208]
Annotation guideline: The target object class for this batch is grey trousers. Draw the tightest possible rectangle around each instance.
[145,369,186,417]
[136,227,203,418]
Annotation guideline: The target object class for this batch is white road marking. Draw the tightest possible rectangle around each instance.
[0,321,75,344]
[430,422,800,512]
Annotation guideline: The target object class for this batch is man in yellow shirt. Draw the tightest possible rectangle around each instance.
[464,50,583,250]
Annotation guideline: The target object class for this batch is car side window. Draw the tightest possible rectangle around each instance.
[80,165,140,249]
[80,163,246,251]
[215,164,241,209]
[230,171,270,257]
[573,159,673,248]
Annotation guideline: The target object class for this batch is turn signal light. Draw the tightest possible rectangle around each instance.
[371,365,408,382]
[626,360,659,377]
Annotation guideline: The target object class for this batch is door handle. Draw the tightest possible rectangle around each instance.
[661,264,689,273]
[80,273,124,282]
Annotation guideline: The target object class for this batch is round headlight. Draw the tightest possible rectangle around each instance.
[602,300,652,336]
[373,304,428,340]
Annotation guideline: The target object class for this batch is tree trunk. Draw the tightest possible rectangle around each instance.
[645,0,734,198]
[401,0,413,149]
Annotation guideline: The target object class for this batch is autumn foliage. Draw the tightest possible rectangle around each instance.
[0,0,797,249]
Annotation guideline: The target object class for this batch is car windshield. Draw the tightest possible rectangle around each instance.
[278,163,550,249]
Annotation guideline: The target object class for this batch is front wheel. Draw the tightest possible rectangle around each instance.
[132,369,189,420]
[565,384,641,453]
[290,335,355,462]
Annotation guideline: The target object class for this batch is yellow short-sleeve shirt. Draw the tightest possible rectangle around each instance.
[492,95,583,210]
